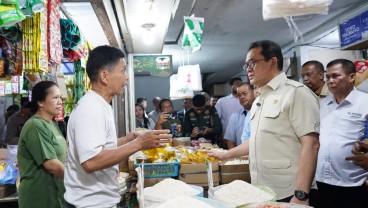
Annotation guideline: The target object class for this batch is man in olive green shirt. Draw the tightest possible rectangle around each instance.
[182,94,222,144]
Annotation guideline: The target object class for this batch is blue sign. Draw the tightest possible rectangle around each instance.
[339,10,368,48]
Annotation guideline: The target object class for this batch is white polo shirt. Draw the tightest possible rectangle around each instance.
[316,89,368,187]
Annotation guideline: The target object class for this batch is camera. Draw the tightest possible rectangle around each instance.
[167,113,176,119]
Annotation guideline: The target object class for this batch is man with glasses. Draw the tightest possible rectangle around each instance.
[182,94,222,145]
[301,60,331,98]
[210,40,319,206]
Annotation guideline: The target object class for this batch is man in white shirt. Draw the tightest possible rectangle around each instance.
[316,59,368,208]
[224,83,255,149]
[148,96,161,123]
[215,77,243,134]
[64,46,171,208]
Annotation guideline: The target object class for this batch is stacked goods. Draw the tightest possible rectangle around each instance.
[211,180,276,207]
[220,157,251,184]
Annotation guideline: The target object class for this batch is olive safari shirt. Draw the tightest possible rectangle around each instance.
[249,73,320,199]
[182,106,222,143]
[17,116,66,208]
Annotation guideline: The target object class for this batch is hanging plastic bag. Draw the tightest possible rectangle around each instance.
[1,0,19,5]
[169,74,194,100]
[182,16,204,53]
[263,0,333,21]
[177,64,202,91]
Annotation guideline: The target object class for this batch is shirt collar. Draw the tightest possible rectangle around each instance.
[265,72,287,91]
[327,88,357,106]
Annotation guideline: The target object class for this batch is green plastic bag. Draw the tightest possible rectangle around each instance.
[1,0,19,5]
[182,16,204,53]
[0,4,25,27]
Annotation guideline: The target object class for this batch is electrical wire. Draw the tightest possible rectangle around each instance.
[283,28,338,54]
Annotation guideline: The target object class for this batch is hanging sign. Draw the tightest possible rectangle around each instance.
[133,55,173,77]
[339,10,368,49]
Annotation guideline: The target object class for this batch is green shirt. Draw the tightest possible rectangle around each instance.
[182,106,222,143]
[17,116,66,208]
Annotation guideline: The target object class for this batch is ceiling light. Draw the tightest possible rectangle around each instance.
[142,23,155,45]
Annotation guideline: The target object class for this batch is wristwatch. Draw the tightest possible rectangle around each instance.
[294,190,309,201]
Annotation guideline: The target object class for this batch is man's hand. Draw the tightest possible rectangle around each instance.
[202,149,227,160]
[136,130,172,150]
[290,196,309,206]
[191,127,200,138]
[346,140,368,170]
[126,131,140,142]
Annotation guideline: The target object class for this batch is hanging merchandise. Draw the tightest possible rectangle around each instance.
[0,24,22,44]
[29,0,45,13]
[263,0,332,42]
[60,18,81,50]
[22,8,49,73]
[177,64,202,92]
[169,74,194,100]
[0,81,5,96]
[0,4,25,27]
[182,16,204,53]
[262,0,333,21]
[47,0,62,65]
[73,60,85,103]
[2,0,19,4]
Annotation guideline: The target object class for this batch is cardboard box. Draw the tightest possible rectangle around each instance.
[144,177,171,187]
[128,159,137,177]
[219,157,251,184]
[0,148,8,160]
[179,162,219,187]
[0,185,16,199]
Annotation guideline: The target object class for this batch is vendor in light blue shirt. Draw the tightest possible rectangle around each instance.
[316,59,368,208]
[224,83,255,149]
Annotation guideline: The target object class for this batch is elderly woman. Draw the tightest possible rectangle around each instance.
[17,81,66,208]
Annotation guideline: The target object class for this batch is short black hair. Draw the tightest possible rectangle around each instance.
[302,60,324,73]
[326,59,356,75]
[136,97,147,104]
[238,82,254,91]
[31,81,58,113]
[7,104,19,112]
[192,94,206,107]
[248,40,283,71]
[86,45,125,83]
[158,99,173,111]
[229,77,242,85]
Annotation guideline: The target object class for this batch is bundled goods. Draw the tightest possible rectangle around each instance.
[212,180,275,206]
[22,11,48,73]
[47,0,62,65]
[0,4,25,27]
[177,146,218,164]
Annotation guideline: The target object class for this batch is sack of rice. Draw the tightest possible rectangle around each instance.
[148,196,224,208]
[144,179,203,207]
[208,180,276,207]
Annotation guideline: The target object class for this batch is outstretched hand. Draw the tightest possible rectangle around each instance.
[136,130,172,150]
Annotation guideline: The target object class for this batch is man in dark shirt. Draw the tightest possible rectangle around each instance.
[6,102,32,145]
[182,94,222,145]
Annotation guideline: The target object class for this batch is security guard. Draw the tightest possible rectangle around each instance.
[182,94,222,144]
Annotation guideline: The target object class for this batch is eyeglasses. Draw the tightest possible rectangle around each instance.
[243,59,265,70]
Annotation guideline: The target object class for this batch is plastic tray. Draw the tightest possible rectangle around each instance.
[134,160,180,178]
